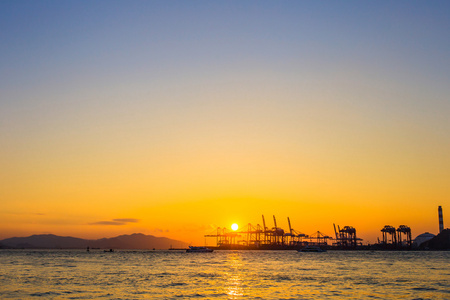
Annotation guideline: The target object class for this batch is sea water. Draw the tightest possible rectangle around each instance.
[0,250,448,299]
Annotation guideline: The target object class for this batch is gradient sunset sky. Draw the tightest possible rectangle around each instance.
[1,1,449,245]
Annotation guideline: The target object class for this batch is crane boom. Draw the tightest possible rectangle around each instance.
[333,223,339,240]
[288,217,292,235]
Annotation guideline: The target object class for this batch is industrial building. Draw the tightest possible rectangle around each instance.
[203,206,447,250]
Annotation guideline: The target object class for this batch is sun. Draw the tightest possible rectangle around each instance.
[231,223,239,231]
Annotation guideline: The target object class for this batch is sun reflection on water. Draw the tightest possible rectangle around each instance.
[225,252,244,298]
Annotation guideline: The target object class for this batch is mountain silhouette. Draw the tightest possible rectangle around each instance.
[0,233,188,249]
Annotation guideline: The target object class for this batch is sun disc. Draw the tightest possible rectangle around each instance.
[231,223,238,231]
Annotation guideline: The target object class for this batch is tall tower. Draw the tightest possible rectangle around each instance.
[438,206,444,233]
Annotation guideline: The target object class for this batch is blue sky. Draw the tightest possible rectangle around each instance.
[2,1,448,93]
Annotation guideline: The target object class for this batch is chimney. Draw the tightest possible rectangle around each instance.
[438,206,444,233]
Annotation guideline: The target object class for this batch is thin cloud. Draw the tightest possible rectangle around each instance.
[89,221,126,226]
[2,212,46,216]
[89,218,140,226]
[113,218,139,223]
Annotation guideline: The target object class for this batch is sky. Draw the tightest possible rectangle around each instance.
[1,1,449,245]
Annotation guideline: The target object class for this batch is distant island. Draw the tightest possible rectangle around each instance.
[0,233,188,250]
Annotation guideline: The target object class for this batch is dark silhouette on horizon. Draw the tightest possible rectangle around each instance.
[0,233,188,250]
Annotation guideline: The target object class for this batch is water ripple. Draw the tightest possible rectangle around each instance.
[0,250,448,299]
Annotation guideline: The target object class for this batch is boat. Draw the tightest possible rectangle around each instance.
[298,245,326,252]
[186,246,214,253]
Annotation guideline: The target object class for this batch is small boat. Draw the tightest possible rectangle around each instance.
[298,245,326,252]
[186,246,213,253]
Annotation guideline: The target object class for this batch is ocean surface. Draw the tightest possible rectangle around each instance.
[0,249,448,299]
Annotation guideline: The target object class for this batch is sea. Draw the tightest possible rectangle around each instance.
[0,249,448,299]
